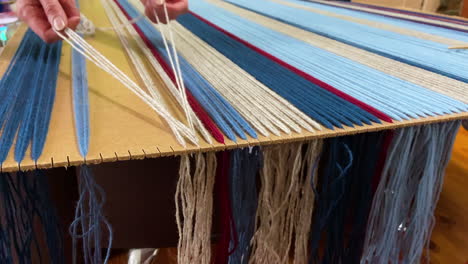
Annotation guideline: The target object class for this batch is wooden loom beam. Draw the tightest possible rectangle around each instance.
[0,0,467,173]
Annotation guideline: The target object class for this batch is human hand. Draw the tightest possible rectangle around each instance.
[141,0,188,24]
[15,0,80,43]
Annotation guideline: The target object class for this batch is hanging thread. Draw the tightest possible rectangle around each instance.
[228,147,262,264]
[176,153,217,264]
[361,121,461,264]
[249,141,322,264]
[69,165,113,264]
[0,170,64,263]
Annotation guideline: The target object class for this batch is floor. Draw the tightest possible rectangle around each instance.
[109,126,468,264]
[429,126,468,264]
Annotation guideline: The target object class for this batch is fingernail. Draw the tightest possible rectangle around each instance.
[156,0,164,5]
[53,17,66,31]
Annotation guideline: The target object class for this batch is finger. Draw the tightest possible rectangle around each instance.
[145,1,169,24]
[68,16,81,30]
[165,0,188,20]
[59,0,80,30]
[146,0,187,24]
[18,4,61,43]
[143,0,156,23]
[145,7,157,23]
[39,0,68,31]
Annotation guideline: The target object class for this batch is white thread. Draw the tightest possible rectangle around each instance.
[152,4,194,132]
[176,153,216,264]
[250,141,322,264]
[102,0,212,144]
[55,28,198,146]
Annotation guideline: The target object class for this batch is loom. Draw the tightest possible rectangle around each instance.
[0,0,466,262]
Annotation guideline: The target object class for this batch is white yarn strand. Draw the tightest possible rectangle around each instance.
[55,28,198,146]
[152,3,194,131]
[102,0,212,144]
[176,153,216,264]
[99,0,204,144]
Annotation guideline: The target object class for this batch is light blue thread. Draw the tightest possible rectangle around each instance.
[292,0,468,42]
[177,13,382,128]
[192,0,467,119]
[72,0,90,157]
[69,165,113,264]
[72,34,90,157]
[361,121,461,264]
[224,0,468,82]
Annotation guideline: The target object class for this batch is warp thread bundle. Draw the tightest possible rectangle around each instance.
[173,121,460,264]
[0,170,63,263]
[0,121,460,263]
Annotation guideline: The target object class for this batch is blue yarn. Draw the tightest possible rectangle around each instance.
[72,0,90,157]
[0,31,35,144]
[0,30,32,104]
[72,34,90,157]
[309,139,353,263]
[0,174,18,263]
[228,147,262,264]
[0,69,36,162]
[309,132,386,263]
[69,165,113,264]
[0,172,38,263]
[117,0,257,141]
[223,0,468,85]
[190,0,468,120]
[0,29,62,163]
[0,32,46,162]
[14,42,48,162]
[344,133,387,264]
[177,13,381,128]
[28,170,65,264]
[31,40,62,160]
[0,170,64,264]
[361,121,461,263]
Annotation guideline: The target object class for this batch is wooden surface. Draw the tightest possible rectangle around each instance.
[429,127,468,264]
[353,0,425,10]
[421,0,441,12]
[106,127,468,264]
[351,0,468,21]
[462,0,468,17]
[0,1,467,172]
